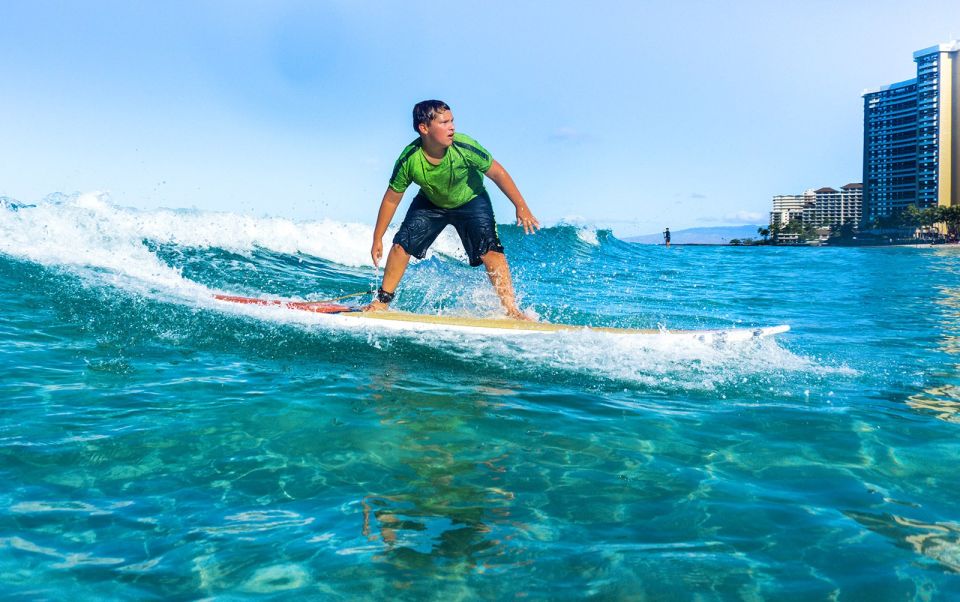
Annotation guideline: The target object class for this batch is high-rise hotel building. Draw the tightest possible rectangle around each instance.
[862,41,959,223]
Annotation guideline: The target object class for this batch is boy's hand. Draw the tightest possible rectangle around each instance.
[485,161,538,234]
[516,206,540,235]
[371,239,383,267]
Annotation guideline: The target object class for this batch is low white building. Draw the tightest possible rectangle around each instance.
[813,184,863,227]
[770,184,863,229]
[770,190,814,228]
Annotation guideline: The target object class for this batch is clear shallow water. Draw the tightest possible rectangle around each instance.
[1,194,959,599]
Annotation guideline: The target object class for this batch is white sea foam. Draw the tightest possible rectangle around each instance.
[417,327,841,391]
[0,191,467,266]
[0,193,829,389]
[575,227,600,246]
[0,192,469,298]
[554,216,603,246]
[204,296,842,391]
[0,193,204,300]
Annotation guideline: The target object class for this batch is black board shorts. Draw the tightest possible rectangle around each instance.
[393,192,505,267]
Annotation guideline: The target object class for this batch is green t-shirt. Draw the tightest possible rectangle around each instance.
[388,132,493,209]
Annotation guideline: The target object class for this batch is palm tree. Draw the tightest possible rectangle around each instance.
[943,206,960,241]
[770,223,783,244]
[919,206,941,240]
[902,205,922,234]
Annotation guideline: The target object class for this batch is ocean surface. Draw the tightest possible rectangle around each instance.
[1,193,959,600]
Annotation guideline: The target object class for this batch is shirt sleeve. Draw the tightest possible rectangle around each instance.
[454,134,493,173]
[388,157,411,193]
[388,142,419,192]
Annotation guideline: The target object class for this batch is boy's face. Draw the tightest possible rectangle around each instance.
[419,110,455,148]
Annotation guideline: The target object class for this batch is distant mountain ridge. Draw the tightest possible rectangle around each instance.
[625,225,764,245]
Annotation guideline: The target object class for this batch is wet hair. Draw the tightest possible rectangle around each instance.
[412,100,451,132]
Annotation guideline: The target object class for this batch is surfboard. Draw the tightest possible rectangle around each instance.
[212,294,789,342]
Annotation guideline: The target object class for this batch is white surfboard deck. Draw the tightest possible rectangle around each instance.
[213,294,789,343]
[331,310,788,342]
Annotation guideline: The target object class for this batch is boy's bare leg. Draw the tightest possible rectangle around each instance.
[364,244,411,312]
[480,251,529,320]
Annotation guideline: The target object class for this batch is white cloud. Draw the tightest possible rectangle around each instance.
[697,210,766,224]
[725,211,765,222]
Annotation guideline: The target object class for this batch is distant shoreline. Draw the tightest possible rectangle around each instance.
[622,225,960,248]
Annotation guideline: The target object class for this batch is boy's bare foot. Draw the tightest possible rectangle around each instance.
[363,301,390,312]
[506,308,533,321]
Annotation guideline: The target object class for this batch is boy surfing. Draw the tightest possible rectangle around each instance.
[365,100,539,319]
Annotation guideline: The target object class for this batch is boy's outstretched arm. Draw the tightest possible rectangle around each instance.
[370,187,404,266]
[485,160,540,235]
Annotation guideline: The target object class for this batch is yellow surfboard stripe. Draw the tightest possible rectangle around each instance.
[340,310,664,334]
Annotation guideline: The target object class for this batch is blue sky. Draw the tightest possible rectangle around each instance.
[2,0,959,236]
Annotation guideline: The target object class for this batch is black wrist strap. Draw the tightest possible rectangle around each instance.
[376,287,395,304]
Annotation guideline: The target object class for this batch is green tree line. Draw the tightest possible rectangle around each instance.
[754,204,960,245]
[755,220,819,244]
[889,205,960,239]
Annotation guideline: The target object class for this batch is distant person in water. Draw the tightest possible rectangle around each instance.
[365,100,539,319]
[664,227,671,247]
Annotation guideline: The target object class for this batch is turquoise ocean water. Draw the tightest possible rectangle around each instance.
[1,194,959,599]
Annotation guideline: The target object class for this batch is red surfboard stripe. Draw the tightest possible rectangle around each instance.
[213,294,354,314]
